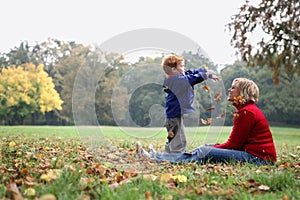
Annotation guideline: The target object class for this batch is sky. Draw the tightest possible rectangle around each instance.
[0,0,246,66]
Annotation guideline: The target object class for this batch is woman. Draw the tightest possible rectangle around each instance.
[137,78,277,165]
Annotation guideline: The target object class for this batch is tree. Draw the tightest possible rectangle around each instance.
[0,42,32,70]
[0,39,82,124]
[228,0,300,84]
[0,63,63,125]
[54,45,91,124]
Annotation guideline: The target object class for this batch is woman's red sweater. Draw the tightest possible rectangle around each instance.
[214,102,277,162]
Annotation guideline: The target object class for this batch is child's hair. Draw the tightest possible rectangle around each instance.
[161,54,184,75]
[233,78,259,103]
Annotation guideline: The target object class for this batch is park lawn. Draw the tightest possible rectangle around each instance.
[0,126,299,200]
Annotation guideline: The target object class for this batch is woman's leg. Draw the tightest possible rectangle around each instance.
[197,146,269,165]
[158,145,269,165]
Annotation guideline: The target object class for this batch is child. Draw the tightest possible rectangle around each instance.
[153,54,220,154]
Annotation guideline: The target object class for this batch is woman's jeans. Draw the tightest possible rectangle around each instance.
[153,145,271,166]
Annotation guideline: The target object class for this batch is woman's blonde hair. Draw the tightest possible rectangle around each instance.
[233,78,259,104]
[161,54,184,75]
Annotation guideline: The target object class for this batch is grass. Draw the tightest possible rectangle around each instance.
[0,125,299,200]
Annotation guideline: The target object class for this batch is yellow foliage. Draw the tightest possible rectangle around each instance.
[0,63,63,115]
[7,96,16,106]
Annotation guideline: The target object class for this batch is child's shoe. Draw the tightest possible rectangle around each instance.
[136,141,151,158]
[148,144,156,155]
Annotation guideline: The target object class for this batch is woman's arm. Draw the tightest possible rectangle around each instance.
[214,109,255,150]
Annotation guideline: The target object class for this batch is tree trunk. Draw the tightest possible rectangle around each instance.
[31,113,36,125]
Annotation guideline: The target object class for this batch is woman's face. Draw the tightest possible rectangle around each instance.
[227,81,240,101]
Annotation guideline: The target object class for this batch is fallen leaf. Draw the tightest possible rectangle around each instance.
[9,141,16,147]
[289,153,297,158]
[160,173,174,182]
[20,168,29,175]
[80,194,91,200]
[39,194,57,200]
[40,174,51,182]
[258,184,270,191]
[143,174,158,181]
[145,190,152,200]
[114,173,124,183]
[174,175,187,183]
[7,181,24,200]
[24,188,36,196]
[123,170,137,178]
[282,195,288,200]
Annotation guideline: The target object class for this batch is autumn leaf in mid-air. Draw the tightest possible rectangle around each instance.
[202,85,210,92]
[214,90,222,104]
[205,107,215,111]
[233,96,246,105]
[216,110,226,120]
[200,118,212,125]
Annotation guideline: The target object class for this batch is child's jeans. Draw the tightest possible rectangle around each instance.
[164,115,187,153]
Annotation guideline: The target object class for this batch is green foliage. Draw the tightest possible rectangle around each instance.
[228,0,300,84]
[94,51,131,125]
[126,59,165,127]
[0,39,299,126]
[54,45,91,124]
[0,39,82,125]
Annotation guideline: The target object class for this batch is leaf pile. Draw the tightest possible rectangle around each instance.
[1,135,300,199]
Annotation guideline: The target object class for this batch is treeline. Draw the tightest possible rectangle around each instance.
[0,38,299,126]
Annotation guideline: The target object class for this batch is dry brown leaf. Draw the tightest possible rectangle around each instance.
[24,188,36,196]
[216,110,226,119]
[205,107,215,111]
[214,90,222,103]
[7,181,24,200]
[283,195,289,200]
[143,174,158,181]
[39,194,57,200]
[289,153,297,158]
[202,85,211,92]
[123,170,137,178]
[168,131,174,138]
[114,173,124,183]
[200,118,207,125]
[258,184,270,191]
[200,118,212,125]
[145,190,152,200]
[160,173,174,183]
